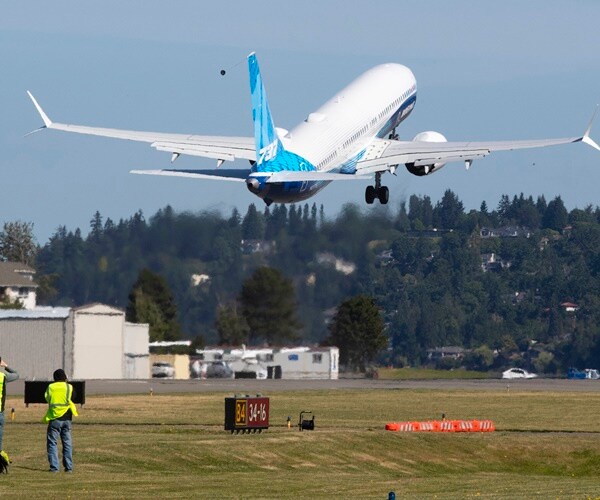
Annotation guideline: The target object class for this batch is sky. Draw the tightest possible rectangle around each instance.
[2,0,600,243]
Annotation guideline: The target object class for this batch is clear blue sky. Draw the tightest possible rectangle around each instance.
[2,0,600,242]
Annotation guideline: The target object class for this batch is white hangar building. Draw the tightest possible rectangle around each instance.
[0,303,149,380]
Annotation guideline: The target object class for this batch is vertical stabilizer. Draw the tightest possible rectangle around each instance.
[248,53,283,171]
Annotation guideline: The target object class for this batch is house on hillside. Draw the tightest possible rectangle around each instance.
[480,226,531,239]
[481,253,511,272]
[0,261,38,309]
[316,252,356,275]
[560,302,579,313]
[426,346,466,361]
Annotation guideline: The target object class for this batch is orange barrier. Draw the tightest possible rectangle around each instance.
[479,420,495,432]
[385,419,495,433]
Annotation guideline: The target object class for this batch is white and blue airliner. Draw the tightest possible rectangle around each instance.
[28,53,599,206]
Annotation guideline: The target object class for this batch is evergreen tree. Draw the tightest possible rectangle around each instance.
[215,304,250,345]
[434,190,464,229]
[327,295,387,371]
[89,211,103,241]
[542,196,568,231]
[239,266,300,344]
[241,204,265,240]
[126,268,181,341]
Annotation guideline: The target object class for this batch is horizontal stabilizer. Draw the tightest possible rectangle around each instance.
[263,171,371,183]
[130,169,249,182]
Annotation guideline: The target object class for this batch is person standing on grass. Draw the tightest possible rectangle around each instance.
[0,357,19,452]
[43,369,78,473]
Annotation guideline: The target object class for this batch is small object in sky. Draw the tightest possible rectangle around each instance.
[220,69,226,76]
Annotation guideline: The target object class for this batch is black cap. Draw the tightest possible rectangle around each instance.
[53,369,67,381]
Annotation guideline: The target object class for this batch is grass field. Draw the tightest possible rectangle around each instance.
[377,367,493,380]
[1,388,599,498]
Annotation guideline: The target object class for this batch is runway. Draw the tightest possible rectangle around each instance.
[7,376,600,396]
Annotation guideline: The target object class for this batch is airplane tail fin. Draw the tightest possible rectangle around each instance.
[248,53,283,171]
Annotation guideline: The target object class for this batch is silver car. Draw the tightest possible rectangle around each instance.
[502,368,537,379]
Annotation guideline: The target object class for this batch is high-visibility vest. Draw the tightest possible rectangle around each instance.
[0,373,5,413]
[43,381,79,423]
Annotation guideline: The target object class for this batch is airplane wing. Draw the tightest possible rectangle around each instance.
[26,92,256,163]
[357,109,600,174]
[130,169,250,182]
[130,168,371,183]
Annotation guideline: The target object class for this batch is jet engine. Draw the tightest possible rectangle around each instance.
[405,130,448,176]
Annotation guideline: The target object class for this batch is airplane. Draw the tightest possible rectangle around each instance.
[27,53,600,206]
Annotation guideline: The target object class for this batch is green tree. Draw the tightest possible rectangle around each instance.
[239,266,300,344]
[126,268,181,341]
[542,196,568,231]
[0,221,38,265]
[241,204,265,240]
[463,345,494,371]
[215,304,250,345]
[434,190,464,229]
[327,295,387,371]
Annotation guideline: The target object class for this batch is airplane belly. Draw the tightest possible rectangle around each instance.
[255,180,331,204]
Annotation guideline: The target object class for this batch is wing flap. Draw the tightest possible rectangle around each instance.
[263,171,371,183]
[151,141,257,161]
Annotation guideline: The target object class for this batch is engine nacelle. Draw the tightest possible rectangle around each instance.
[405,130,448,176]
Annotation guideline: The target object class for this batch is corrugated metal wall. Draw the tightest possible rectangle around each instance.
[0,318,69,380]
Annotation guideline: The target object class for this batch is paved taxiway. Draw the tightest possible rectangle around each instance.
[8,377,600,396]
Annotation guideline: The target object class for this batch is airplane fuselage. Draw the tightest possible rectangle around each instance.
[249,64,417,203]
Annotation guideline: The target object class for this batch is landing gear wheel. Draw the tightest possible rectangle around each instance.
[365,185,376,204]
[378,186,389,204]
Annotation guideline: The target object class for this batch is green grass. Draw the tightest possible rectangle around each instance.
[377,367,494,380]
[1,389,599,498]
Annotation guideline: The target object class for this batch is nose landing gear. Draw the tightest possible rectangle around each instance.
[365,172,389,205]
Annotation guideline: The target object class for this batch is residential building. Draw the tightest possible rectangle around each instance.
[0,261,38,309]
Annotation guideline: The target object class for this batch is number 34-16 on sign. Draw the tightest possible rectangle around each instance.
[224,396,270,433]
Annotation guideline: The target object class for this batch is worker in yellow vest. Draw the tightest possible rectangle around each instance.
[43,369,78,473]
[0,357,19,457]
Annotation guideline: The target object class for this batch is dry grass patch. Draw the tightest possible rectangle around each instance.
[0,389,598,498]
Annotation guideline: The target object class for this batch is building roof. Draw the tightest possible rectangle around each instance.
[0,261,38,287]
[0,306,70,319]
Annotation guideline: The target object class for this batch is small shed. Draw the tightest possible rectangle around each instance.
[124,322,150,379]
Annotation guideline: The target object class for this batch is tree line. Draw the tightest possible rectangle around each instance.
[3,190,600,372]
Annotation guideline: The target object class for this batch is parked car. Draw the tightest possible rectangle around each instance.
[568,367,586,379]
[502,368,537,379]
[152,362,175,378]
[570,368,600,380]
[585,369,600,380]
[206,361,234,379]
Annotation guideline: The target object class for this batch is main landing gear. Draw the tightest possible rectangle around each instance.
[365,172,389,205]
